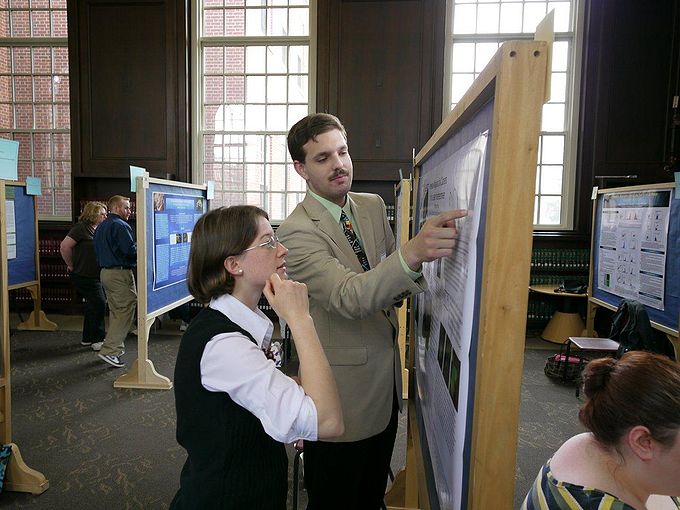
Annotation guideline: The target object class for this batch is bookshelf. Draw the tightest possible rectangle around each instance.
[527,247,590,326]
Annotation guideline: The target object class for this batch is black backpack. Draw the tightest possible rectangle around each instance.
[609,299,667,358]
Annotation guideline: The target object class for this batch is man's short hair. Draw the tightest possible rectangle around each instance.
[287,113,347,163]
[108,195,130,211]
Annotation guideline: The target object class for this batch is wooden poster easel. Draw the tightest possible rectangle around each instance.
[585,182,680,357]
[391,37,550,509]
[0,180,50,494]
[114,176,207,390]
[3,181,57,333]
[395,178,412,400]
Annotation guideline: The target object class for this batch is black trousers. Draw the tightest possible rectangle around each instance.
[71,273,106,343]
[304,394,399,510]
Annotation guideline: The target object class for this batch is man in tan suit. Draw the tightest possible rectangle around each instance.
[278,113,466,509]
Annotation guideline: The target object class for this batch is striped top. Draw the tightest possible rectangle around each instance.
[522,459,680,510]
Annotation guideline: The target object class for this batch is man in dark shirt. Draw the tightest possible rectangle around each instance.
[93,195,137,368]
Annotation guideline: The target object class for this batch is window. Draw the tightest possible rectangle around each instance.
[445,0,583,228]
[0,0,70,219]
[194,0,314,221]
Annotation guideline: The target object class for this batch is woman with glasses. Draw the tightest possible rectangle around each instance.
[171,205,343,510]
[59,201,108,347]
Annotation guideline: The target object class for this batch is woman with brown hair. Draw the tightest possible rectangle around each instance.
[523,351,680,509]
[60,201,108,347]
[171,205,343,509]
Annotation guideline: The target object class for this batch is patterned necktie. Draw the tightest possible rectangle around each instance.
[340,211,370,272]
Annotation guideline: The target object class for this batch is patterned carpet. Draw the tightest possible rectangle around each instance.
[1,325,584,509]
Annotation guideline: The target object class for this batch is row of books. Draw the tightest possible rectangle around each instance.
[529,274,586,286]
[38,237,65,256]
[526,300,559,322]
[531,248,589,271]
[41,263,70,280]
[10,286,74,305]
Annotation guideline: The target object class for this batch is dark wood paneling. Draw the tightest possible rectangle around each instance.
[88,3,169,160]
[317,0,444,181]
[575,0,680,235]
[68,0,189,192]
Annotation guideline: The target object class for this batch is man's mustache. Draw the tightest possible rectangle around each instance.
[331,170,349,179]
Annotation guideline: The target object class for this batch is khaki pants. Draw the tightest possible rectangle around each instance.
[100,268,137,356]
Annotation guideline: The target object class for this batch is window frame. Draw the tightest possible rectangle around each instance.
[191,0,317,221]
[0,1,71,221]
[443,0,585,230]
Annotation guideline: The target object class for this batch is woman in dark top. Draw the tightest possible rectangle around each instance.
[60,201,107,347]
[523,351,680,510]
[171,205,343,509]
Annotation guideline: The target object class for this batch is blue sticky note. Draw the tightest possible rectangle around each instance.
[0,139,19,181]
[675,172,680,199]
[130,165,146,192]
[207,180,215,200]
[25,176,42,196]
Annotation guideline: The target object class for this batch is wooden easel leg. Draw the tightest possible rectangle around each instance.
[4,443,49,495]
[16,311,58,331]
[113,359,172,390]
[16,286,57,331]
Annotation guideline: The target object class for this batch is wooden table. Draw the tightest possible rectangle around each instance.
[529,284,588,344]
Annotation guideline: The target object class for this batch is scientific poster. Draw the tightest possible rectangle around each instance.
[152,192,206,290]
[5,199,16,259]
[597,189,671,310]
[414,132,488,510]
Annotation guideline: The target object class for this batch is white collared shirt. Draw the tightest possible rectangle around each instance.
[201,294,318,443]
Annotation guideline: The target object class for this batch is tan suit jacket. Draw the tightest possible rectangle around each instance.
[277,192,426,441]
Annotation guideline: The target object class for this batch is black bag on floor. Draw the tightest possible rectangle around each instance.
[544,353,587,382]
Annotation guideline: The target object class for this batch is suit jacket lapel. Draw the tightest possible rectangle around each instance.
[302,194,362,269]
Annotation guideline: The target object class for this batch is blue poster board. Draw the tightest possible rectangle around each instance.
[591,186,680,332]
[7,184,37,286]
[145,182,208,315]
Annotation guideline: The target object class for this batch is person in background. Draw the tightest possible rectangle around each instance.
[60,201,108,348]
[522,351,680,510]
[277,113,467,509]
[170,205,343,509]
[168,302,193,332]
[93,195,137,368]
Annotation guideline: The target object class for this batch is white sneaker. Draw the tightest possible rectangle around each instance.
[91,342,103,352]
[98,353,125,368]
[180,321,189,332]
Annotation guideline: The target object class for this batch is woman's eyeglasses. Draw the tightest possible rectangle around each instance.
[242,235,280,253]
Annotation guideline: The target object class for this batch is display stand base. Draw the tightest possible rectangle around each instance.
[16,311,57,331]
[385,468,420,510]
[4,443,49,495]
[541,311,586,344]
[113,359,172,390]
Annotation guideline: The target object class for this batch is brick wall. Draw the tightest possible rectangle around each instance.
[0,2,70,217]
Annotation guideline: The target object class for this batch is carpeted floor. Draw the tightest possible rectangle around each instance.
[1,321,587,509]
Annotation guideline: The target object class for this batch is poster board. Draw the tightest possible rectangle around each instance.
[0,180,49,494]
[407,39,549,510]
[586,183,679,354]
[3,181,56,331]
[114,177,208,390]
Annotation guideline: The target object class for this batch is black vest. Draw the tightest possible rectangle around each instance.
[170,306,287,509]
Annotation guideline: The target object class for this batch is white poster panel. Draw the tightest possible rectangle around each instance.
[415,132,488,510]
[5,199,16,259]
[597,189,672,310]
